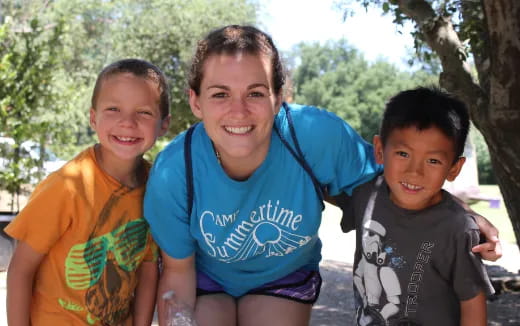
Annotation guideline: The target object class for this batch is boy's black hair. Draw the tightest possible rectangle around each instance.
[380,87,470,162]
[91,58,170,119]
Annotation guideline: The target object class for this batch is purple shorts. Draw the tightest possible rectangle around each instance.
[196,269,322,304]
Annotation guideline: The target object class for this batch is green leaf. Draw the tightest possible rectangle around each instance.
[382,2,390,13]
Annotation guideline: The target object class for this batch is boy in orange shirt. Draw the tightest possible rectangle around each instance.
[5,58,170,325]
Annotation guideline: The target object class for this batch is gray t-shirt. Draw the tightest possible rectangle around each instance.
[340,175,494,326]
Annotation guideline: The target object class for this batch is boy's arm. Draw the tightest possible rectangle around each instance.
[7,241,45,326]
[460,291,487,326]
[157,252,196,325]
[452,195,502,261]
[132,260,159,326]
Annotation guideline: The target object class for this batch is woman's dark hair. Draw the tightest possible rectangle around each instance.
[188,25,286,96]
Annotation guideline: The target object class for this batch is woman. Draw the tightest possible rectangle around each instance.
[144,25,500,326]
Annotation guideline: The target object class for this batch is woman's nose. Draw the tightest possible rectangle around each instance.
[228,97,248,117]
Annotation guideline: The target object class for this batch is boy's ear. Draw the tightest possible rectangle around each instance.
[188,89,203,119]
[446,157,466,181]
[89,108,97,130]
[373,135,384,164]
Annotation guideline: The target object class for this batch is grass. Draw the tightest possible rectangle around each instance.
[469,185,517,244]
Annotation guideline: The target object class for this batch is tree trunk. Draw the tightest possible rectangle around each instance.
[397,0,520,249]
[482,125,520,249]
[481,0,520,249]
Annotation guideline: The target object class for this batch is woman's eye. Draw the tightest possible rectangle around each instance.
[212,92,228,98]
[248,91,264,98]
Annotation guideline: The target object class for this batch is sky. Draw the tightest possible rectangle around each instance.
[259,0,415,69]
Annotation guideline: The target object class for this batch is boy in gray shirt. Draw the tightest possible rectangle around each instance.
[340,87,494,326]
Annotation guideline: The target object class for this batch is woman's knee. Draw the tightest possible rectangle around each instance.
[237,294,312,326]
[195,293,237,326]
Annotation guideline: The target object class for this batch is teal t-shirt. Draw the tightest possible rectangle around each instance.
[144,103,381,296]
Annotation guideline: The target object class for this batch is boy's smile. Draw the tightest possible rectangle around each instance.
[374,126,465,211]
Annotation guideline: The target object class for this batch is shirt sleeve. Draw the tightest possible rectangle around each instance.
[288,105,382,196]
[4,174,73,254]
[336,192,356,233]
[144,146,197,259]
[329,116,382,195]
[142,231,159,262]
[452,219,495,300]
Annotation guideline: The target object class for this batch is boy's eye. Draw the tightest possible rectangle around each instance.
[427,158,441,165]
[396,151,408,158]
[138,110,153,116]
[106,107,118,112]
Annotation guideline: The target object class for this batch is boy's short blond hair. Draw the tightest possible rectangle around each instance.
[91,59,170,119]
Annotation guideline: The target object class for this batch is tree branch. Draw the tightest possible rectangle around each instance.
[460,0,491,97]
[396,0,488,122]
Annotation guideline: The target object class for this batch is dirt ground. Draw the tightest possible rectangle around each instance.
[0,262,518,326]
[312,260,520,326]
[311,260,355,325]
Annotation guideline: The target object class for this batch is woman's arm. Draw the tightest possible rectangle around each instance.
[7,241,45,326]
[132,260,159,326]
[460,291,487,326]
[451,195,502,261]
[471,213,502,261]
[157,252,197,325]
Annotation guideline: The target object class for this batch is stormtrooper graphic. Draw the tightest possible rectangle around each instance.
[354,219,402,325]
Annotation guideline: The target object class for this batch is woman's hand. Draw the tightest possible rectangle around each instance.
[451,195,502,262]
[157,252,197,325]
[471,214,502,262]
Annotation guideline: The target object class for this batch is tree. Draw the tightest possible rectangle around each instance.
[337,0,520,247]
[0,15,65,209]
[290,39,436,141]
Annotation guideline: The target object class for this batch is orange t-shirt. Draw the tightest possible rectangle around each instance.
[5,146,158,325]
